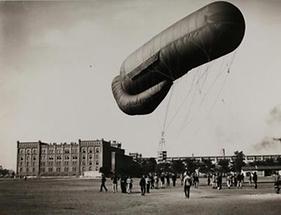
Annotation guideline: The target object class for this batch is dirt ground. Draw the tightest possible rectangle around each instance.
[0,178,280,215]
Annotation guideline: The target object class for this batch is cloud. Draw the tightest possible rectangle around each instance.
[267,104,281,124]
[253,137,281,153]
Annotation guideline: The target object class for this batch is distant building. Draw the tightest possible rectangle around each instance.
[167,154,281,164]
[157,151,167,163]
[129,152,142,161]
[242,165,281,177]
[17,139,133,177]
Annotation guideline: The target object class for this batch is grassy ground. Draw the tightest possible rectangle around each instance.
[0,178,280,215]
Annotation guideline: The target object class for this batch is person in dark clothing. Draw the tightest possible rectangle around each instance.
[111,174,118,192]
[207,174,211,186]
[140,175,146,195]
[253,172,258,189]
[160,173,165,188]
[183,172,192,198]
[100,174,108,192]
[172,173,177,187]
[120,175,127,193]
[166,173,170,187]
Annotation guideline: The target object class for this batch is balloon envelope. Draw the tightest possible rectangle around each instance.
[112,1,245,115]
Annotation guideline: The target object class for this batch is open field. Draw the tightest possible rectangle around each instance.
[0,178,280,215]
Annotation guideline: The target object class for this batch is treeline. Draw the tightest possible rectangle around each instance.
[102,151,248,177]
[0,168,15,178]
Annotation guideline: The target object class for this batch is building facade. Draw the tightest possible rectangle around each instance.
[17,139,132,177]
[166,154,281,164]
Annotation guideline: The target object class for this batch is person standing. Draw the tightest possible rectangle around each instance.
[172,173,177,187]
[226,174,231,189]
[145,175,151,193]
[207,174,211,186]
[253,172,258,189]
[249,172,252,185]
[183,172,192,198]
[160,173,165,188]
[100,174,108,192]
[126,176,132,194]
[166,173,170,187]
[120,175,127,193]
[274,172,280,194]
[140,175,146,195]
[112,174,118,193]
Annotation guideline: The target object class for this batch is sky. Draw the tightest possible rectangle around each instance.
[1,0,281,170]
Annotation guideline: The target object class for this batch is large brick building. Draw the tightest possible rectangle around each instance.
[17,139,133,177]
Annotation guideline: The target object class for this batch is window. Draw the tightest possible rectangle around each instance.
[64,167,69,172]
[64,161,69,166]
[72,167,76,172]
[56,168,60,172]
[88,147,93,153]
[82,156,86,160]
[20,168,23,172]
[32,168,35,172]
[65,156,69,160]
[72,156,77,160]
[89,156,92,160]
[82,147,86,153]
[26,162,29,166]
[65,149,70,154]
[56,161,61,166]
[49,156,54,160]
[89,162,92,165]
[33,157,36,160]
[26,168,29,172]
[41,162,45,167]
[95,147,100,153]
[96,161,99,166]
[57,156,61,160]
[20,157,24,161]
[89,166,92,171]
[48,168,53,172]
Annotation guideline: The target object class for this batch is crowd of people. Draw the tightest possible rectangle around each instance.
[99,171,281,197]
[100,172,178,194]
[207,172,258,190]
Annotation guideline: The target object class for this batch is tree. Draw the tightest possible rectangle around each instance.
[156,162,171,174]
[200,158,215,174]
[141,158,157,175]
[171,160,184,174]
[217,159,230,174]
[183,158,198,173]
[231,151,245,173]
